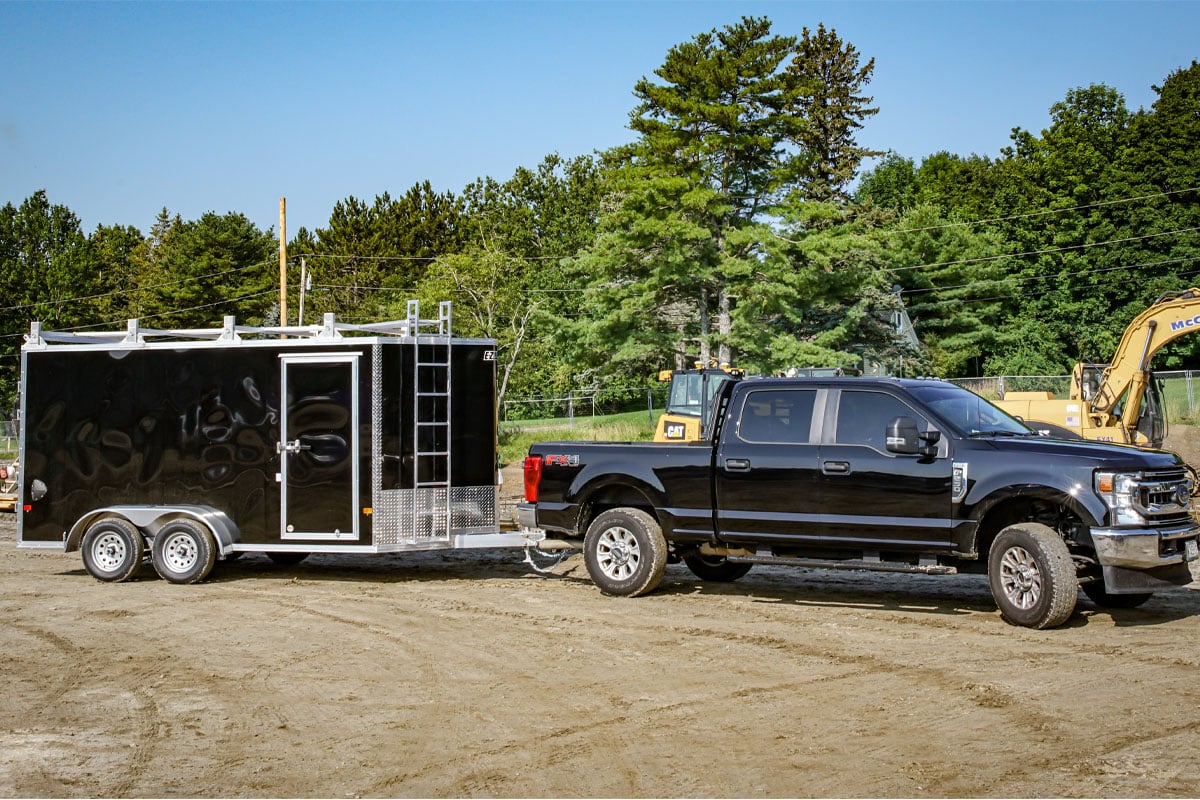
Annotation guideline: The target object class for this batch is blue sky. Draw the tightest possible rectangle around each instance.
[2,1,1197,236]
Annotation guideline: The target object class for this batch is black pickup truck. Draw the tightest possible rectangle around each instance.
[517,377,1200,628]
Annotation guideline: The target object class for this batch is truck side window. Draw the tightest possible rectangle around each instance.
[835,391,923,451]
[737,390,816,444]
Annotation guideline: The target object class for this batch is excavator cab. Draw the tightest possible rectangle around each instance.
[653,362,744,442]
[1136,376,1167,449]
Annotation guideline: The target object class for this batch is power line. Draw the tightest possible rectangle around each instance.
[889,224,1200,273]
[902,255,1195,298]
[886,186,1200,234]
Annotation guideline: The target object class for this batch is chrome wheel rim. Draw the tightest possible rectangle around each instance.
[999,545,1042,610]
[596,526,640,581]
[91,532,128,573]
[160,532,199,574]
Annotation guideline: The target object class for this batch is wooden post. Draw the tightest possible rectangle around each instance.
[279,197,287,327]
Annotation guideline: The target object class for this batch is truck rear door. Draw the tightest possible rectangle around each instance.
[714,386,824,543]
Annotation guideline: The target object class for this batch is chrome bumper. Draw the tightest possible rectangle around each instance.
[516,502,538,531]
[1091,523,1199,569]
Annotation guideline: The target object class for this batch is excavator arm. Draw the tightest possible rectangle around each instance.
[1087,288,1200,431]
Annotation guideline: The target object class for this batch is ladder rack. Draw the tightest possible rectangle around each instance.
[409,301,452,541]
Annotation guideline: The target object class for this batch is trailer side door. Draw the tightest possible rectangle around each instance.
[280,354,360,541]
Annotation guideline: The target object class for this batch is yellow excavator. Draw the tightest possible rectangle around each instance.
[995,288,1200,448]
[653,361,744,442]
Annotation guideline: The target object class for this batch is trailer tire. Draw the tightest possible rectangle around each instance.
[81,518,144,582]
[683,552,753,582]
[988,522,1077,629]
[151,519,217,584]
[583,508,667,597]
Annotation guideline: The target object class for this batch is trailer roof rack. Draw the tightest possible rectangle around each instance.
[25,301,453,350]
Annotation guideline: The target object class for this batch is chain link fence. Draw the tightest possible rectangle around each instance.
[952,371,1200,423]
[501,386,670,430]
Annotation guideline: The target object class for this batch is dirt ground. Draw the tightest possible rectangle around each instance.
[3,431,1200,798]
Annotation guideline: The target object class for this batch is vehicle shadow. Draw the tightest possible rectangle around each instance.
[652,564,1200,629]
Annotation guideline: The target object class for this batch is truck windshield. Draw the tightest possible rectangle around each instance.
[909,384,1034,438]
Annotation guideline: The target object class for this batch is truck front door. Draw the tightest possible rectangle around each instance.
[280,354,360,541]
[818,387,955,552]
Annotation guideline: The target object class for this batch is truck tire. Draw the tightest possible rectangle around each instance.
[583,508,668,597]
[1081,581,1153,609]
[988,522,1077,629]
[683,552,753,582]
[151,519,217,584]
[81,518,144,582]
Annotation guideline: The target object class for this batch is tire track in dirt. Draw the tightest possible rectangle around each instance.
[6,620,163,797]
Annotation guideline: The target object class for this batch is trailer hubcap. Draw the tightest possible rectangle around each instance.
[596,526,640,581]
[999,545,1042,610]
[92,533,128,572]
[160,532,198,573]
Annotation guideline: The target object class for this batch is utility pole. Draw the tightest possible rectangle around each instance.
[298,257,309,326]
[278,197,287,327]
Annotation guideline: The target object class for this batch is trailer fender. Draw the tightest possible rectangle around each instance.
[65,506,240,556]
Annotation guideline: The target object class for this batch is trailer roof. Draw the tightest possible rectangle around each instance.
[23,302,488,351]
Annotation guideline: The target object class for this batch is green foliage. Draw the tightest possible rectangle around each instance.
[5,33,1200,417]
[133,210,276,328]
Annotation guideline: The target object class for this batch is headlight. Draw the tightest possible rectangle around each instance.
[1095,471,1144,525]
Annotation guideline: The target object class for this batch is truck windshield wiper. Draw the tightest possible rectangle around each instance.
[969,429,1034,438]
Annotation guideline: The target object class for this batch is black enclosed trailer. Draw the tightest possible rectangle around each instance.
[16,301,535,583]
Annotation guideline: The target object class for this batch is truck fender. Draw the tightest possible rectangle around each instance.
[65,505,241,555]
[964,469,1104,528]
[568,471,665,528]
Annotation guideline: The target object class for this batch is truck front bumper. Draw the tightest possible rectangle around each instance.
[1090,522,1199,570]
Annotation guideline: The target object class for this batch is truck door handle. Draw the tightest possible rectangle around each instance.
[821,460,850,475]
[724,458,751,472]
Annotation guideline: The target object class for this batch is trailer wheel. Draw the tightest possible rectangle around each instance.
[683,552,753,582]
[988,522,1077,629]
[81,518,144,582]
[583,508,667,597]
[151,520,217,584]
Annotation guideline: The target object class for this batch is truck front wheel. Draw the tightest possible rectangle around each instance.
[988,522,1078,629]
[583,508,668,597]
[1081,581,1153,609]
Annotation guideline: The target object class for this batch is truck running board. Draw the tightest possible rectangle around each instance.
[727,551,958,575]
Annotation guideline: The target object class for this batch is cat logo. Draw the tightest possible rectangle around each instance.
[664,423,686,440]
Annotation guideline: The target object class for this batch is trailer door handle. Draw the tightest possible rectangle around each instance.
[278,440,311,455]
[724,458,751,472]
[821,460,850,475]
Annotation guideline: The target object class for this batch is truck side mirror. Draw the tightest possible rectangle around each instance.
[886,417,920,455]
[887,417,940,458]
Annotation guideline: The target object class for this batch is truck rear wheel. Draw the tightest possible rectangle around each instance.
[988,522,1077,629]
[81,518,144,582]
[683,553,753,582]
[151,519,217,584]
[583,508,668,597]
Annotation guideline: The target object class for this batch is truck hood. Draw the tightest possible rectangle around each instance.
[972,434,1186,470]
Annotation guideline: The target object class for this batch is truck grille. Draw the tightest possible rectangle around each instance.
[1133,468,1194,524]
